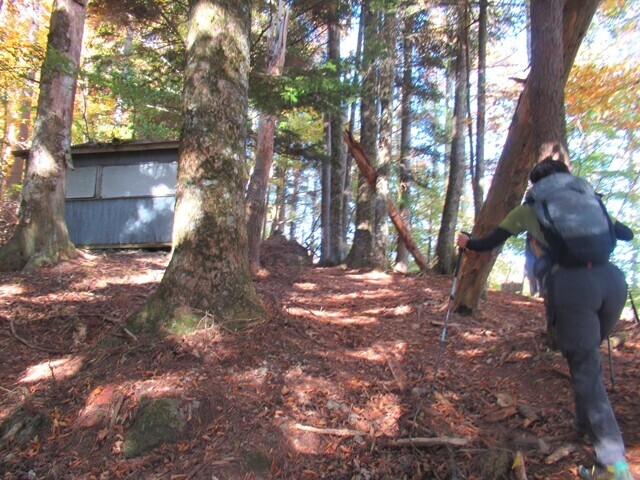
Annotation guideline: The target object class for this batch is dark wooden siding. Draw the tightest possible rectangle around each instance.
[63,144,178,247]
[66,197,175,247]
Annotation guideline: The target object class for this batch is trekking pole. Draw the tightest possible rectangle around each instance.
[629,289,639,324]
[607,337,615,390]
[432,246,465,392]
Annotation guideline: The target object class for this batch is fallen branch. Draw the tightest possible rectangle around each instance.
[294,423,367,437]
[544,443,576,464]
[10,318,68,354]
[122,327,138,342]
[383,436,469,448]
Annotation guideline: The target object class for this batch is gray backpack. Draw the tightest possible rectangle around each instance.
[525,172,616,267]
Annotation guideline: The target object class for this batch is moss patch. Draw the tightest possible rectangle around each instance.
[243,449,271,474]
[122,398,182,458]
[0,410,49,447]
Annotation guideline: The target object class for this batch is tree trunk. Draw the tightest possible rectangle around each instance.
[320,118,332,263]
[434,3,469,275]
[0,0,86,271]
[346,0,377,269]
[128,0,264,334]
[395,14,414,273]
[372,8,396,271]
[288,167,302,240]
[530,0,569,163]
[327,3,346,265]
[453,0,601,314]
[343,9,365,252]
[2,1,41,200]
[245,0,289,274]
[473,0,487,218]
[270,164,287,235]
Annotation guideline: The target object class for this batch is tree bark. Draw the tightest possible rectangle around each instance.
[473,0,487,218]
[128,0,264,333]
[288,167,302,239]
[345,0,377,269]
[453,0,601,314]
[327,3,346,265]
[395,14,414,273]
[245,0,289,274]
[343,9,365,252]
[434,3,469,275]
[530,0,569,163]
[320,118,332,263]
[372,7,396,271]
[270,164,287,234]
[0,0,86,271]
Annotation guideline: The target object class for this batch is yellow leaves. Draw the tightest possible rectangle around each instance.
[566,62,640,131]
[601,0,626,15]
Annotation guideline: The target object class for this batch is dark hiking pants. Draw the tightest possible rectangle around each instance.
[547,262,628,466]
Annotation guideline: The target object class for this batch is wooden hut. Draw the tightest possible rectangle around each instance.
[13,141,179,248]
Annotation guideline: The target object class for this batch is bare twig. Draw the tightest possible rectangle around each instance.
[383,437,469,448]
[10,318,68,354]
[294,423,367,437]
[122,327,138,342]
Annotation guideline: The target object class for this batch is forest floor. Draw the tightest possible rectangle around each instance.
[1,247,640,480]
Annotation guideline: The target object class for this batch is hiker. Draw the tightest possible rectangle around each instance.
[456,158,635,480]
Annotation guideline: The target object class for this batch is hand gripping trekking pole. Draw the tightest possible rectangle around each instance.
[432,246,465,392]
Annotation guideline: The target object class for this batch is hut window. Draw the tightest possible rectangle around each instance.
[66,167,98,198]
[100,162,177,199]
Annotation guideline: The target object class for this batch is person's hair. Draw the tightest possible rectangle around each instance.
[529,158,570,184]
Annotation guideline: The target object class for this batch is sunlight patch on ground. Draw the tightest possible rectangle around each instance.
[0,283,24,296]
[293,282,318,291]
[355,288,403,300]
[347,341,407,364]
[285,305,378,325]
[283,367,335,410]
[317,314,377,325]
[362,393,402,437]
[18,356,84,384]
[233,366,269,388]
[347,348,386,362]
[361,304,414,317]
[345,271,394,283]
[456,348,488,359]
[461,330,500,344]
[511,350,533,361]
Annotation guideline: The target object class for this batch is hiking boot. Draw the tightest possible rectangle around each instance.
[578,461,634,480]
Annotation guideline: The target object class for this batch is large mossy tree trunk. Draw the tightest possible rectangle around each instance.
[453,0,601,314]
[128,0,264,334]
[0,0,86,272]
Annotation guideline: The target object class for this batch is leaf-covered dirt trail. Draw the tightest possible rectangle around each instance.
[1,251,639,479]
